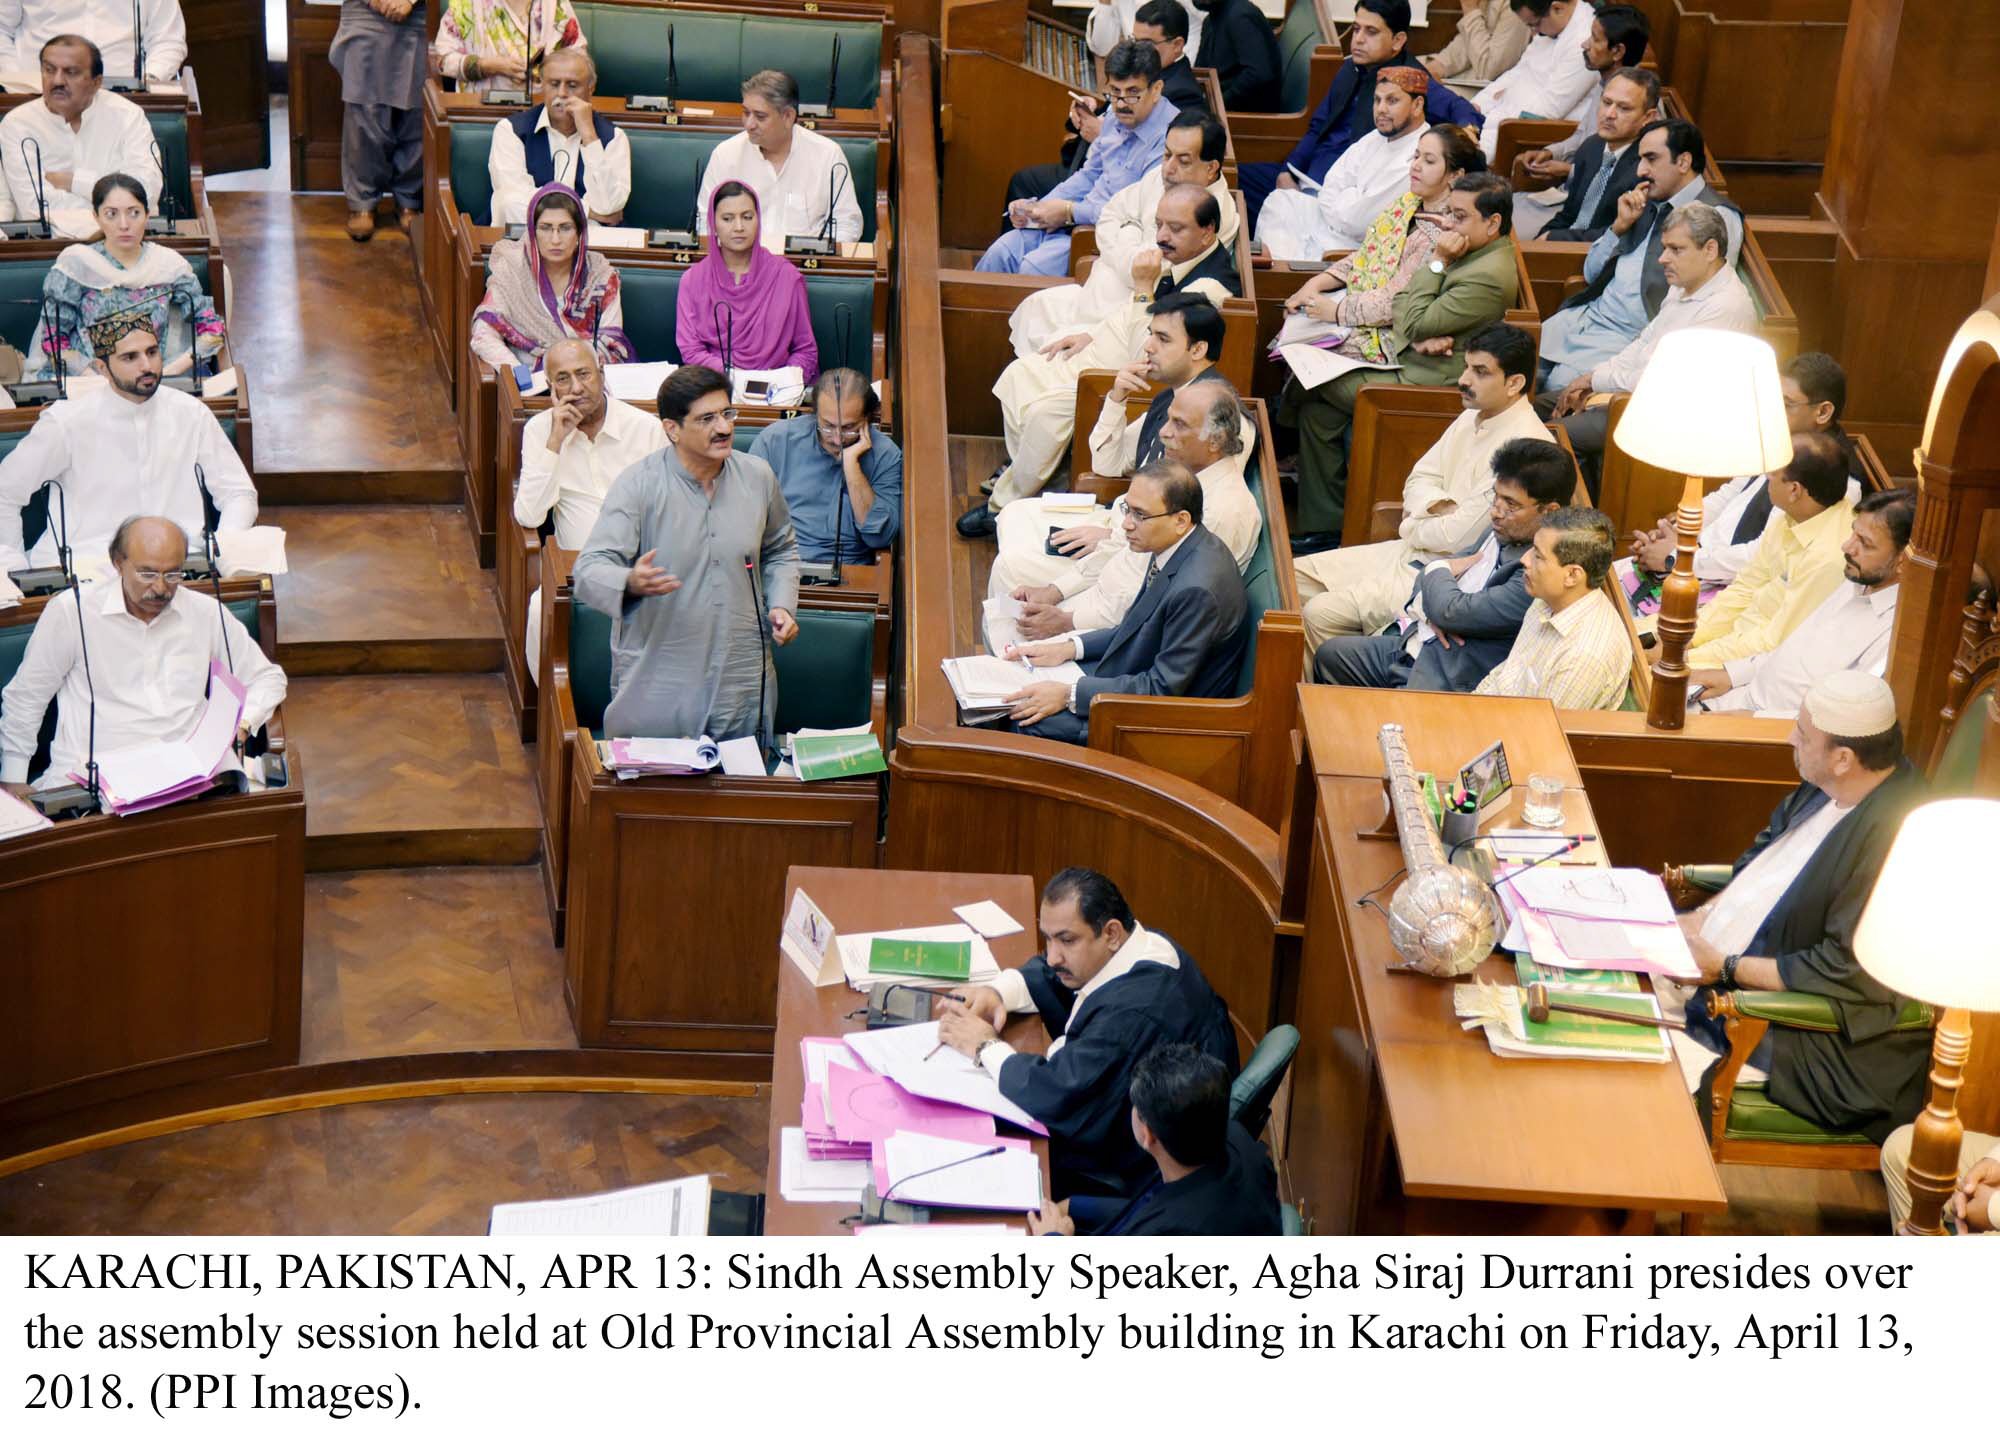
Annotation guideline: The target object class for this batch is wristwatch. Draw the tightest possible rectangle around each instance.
[1428,258,1445,274]
[1721,953,1742,988]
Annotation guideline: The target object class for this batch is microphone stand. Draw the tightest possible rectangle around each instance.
[109,0,148,92]
[44,481,99,812]
[859,1145,1005,1225]
[631,23,679,115]
[799,33,841,121]
[0,138,52,238]
[743,555,773,767]
[788,162,845,258]
[147,139,174,235]
[648,154,698,250]
[831,450,847,584]
[193,462,232,673]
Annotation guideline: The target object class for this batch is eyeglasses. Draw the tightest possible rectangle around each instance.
[1105,84,1151,105]
[1123,506,1174,523]
[534,221,578,238]
[816,422,864,440]
[131,569,184,585]
[686,408,739,428]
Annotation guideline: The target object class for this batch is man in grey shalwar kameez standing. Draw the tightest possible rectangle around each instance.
[574,365,802,749]
[329,0,427,242]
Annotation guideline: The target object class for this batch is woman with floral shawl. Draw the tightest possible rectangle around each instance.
[469,183,632,374]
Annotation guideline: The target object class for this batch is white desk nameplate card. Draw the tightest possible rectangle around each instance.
[779,887,843,987]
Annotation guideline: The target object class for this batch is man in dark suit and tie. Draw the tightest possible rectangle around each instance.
[1311,437,1574,689]
[1518,66,1658,242]
[1003,458,1248,742]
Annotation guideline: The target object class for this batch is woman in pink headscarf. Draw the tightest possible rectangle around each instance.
[469,183,632,375]
[675,181,818,384]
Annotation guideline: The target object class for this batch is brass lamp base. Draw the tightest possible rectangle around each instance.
[1901,1006,1973,1235]
[1645,475,1707,731]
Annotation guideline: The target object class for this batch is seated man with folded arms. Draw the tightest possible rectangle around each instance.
[1422,0,1530,99]
[1882,1124,2000,1234]
[694,70,863,256]
[1255,66,1431,262]
[1627,352,1864,590]
[0,312,256,578]
[1001,459,1248,744]
[1281,172,1521,556]
[1472,505,1628,708]
[962,182,1239,540]
[2,515,287,799]
[488,48,630,227]
[749,367,901,568]
[0,34,163,224]
[1514,61,1657,242]
[1552,203,1756,478]
[934,866,1238,1197]
[1692,490,1912,717]
[1671,671,1930,1144]
[1006,382,1259,644]
[1009,110,1236,358]
[1029,1043,1281,1236]
[1293,322,1547,647]
[513,338,664,682]
[1312,436,1572,687]
[1684,431,1856,670]
[977,41,1177,278]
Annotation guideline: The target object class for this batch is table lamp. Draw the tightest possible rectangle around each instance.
[1610,329,1793,730]
[1854,798,2000,1234]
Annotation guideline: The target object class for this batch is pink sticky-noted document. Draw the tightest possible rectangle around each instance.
[825,1059,995,1147]
[78,661,247,815]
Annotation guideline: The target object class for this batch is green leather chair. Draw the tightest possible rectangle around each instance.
[144,109,197,219]
[1275,0,1325,113]
[1229,454,1284,700]
[1931,684,1993,794]
[568,262,875,373]
[451,120,878,239]
[1230,1023,1299,1138]
[0,252,217,353]
[572,4,882,107]
[0,588,261,783]
[565,600,875,743]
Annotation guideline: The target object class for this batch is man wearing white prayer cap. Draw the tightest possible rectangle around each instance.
[1668,671,1932,1144]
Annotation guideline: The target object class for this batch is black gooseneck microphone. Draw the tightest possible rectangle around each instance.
[862,1145,1006,1224]
[667,24,678,112]
[148,138,175,234]
[743,554,772,763]
[825,34,841,116]
[790,162,846,256]
[192,462,232,675]
[43,481,99,810]
[631,23,678,114]
[715,301,734,388]
[24,137,50,238]
[1484,834,1599,893]
[830,448,847,583]
[43,291,67,401]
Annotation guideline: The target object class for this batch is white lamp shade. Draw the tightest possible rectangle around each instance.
[1854,799,2000,1012]
[1611,329,1793,479]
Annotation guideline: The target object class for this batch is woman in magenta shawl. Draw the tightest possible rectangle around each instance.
[469,183,633,374]
[674,181,818,382]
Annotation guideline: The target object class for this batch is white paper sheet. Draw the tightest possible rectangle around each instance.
[715,735,766,776]
[488,1174,710,1234]
[952,900,1024,939]
[1278,343,1400,391]
[601,360,679,402]
[201,366,239,400]
[844,1019,976,1076]
[777,1127,872,1203]
[882,1132,1041,1212]
[834,923,1000,990]
[0,786,51,841]
[214,525,288,577]
[1507,866,1677,924]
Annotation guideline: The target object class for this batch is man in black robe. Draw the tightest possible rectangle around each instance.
[1676,671,1932,1143]
[936,867,1237,1196]
[1029,1043,1281,1235]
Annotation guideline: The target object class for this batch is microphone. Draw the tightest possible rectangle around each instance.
[1485,835,1599,893]
[715,301,734,386]
[43,480,99,811]
[833,302,853,376]
[148,139,175,233]
[646,156,699,249]
[788,162,845,257]
[193,462,233,674]
[668,24,678,111]
[133,0,147,91]
[631,22,678,115]
[831,444,847,583]
[865,1145,1006,1222]
[1,138,53,240]
[800,34,841,121]
[743,554,772,763]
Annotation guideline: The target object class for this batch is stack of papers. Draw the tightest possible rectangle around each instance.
[87,661,244,815]
[1495,865,1701,982]
[599,360,679,402]
[606,736,720,774]
[834,922,1002,991]
[778,1127,874,1203]
[942,654,1084,712]
[0,787,51,843]
[800,1036,871,1159]
[489,1174,710,1234]
[877,1132,1041,1212]
[843,1021,1047,1132]
[826,1061,995,1146]
[1454,983,1671,1064]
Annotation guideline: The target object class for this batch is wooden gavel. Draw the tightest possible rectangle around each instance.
[1521,982,1685,1030]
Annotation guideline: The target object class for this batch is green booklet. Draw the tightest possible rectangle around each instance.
[1512,990,1666,1059]
[791,731,887,782]
[1512,951,1641,993]
[867,936,972,981]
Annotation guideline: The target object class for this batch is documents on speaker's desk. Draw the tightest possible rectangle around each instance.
[1453,984,1671,1063]
[779,1126,874,1203]
[837,922,1001,990]
[844,1021,1049,1133]
[954,899,1024,938]
[881,1132,1041,1213]
[0,786,51,842]
[488,1174,711,1234]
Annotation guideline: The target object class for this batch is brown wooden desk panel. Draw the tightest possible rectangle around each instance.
[763,865,1048,1235]
[1288,686,1726,1230]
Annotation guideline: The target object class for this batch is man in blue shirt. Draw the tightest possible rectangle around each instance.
[976,41,1177,277]
[1237,0,1483,226]
[748,368,901,566]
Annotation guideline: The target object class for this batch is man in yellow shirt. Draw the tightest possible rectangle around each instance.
[1685,431,1853,667]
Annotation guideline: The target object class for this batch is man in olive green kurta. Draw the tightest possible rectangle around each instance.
[573,367,801,746]
[1280,173,1523,551]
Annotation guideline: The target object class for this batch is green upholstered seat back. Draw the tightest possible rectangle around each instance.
[564,598,873,741]
[0,253,216,351]
[1230,1024,1299,1138]
[612,265,684,361]
[450,120,495,226]
[1232,450,1280,699]
[452,121,877,238]
[16,416,236,551]
[1933,685,1994,795]
[144,109,195,218]
[1277,0,1323,112]
[773,605,873,736]
[0,590,258,779]
[573,5,882,107]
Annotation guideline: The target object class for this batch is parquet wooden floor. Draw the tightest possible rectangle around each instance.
[212,191,461,489]
[275,505,504,674]
[286,674,542,869]
[304,868,569,1065]
[0,1091,769,1234]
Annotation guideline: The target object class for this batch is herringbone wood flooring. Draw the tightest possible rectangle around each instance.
[276,505,501,651]
[0,1092,768,1234]
[213,192,462,479]
[304,868,569,1064]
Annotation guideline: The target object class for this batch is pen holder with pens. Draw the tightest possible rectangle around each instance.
[1440,807,1480,849]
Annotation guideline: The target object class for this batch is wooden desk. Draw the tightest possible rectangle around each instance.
[1283,685,1728,1234]
[763,865,1049,1235]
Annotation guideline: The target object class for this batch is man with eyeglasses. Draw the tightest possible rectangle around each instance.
[975,40,1177,278]
[0,311,257,579]
[748,367,901,568]
[572,366,801,750]
[3,515,287,800]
